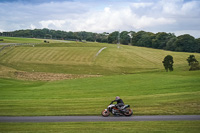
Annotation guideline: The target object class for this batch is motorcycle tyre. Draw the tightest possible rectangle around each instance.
[123,109,133,116]
[101,110,110,117]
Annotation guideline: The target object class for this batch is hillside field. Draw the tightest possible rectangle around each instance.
[0,37,199,116]
[0,37,200,132]
[0,36,43,43]
[1,37,200,79]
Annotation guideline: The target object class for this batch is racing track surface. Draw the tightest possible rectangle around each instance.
[1,115,200,122]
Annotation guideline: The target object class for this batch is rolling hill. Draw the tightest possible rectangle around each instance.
[1,37,199,81]
[0,37,200,117]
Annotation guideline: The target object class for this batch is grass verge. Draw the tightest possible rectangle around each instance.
[0,121,200,133]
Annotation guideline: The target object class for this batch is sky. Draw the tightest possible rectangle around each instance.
[0,0,200,38]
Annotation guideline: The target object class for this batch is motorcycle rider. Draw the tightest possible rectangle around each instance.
[110,96,125,112]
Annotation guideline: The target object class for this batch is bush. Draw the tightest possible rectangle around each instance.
[187,55,198,66]
[187,55,200,71]
[0,39,4,41]
[189,62,200,71]
[44,40,49,43]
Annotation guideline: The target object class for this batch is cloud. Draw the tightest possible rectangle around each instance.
[161,0,200,16]
[0,0,73,4]
[30,24,36,30]
[133,16,176,29]
[174,30,200,37]
[130,2,153,9]
[40,20,66,29]
[0,0,200,38]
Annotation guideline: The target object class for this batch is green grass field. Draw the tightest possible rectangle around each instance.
[1,121,200,133]
[0,37,200,132]
[0,37,43,43]
[1,37,199,77]
[0,37,200,116]
[0,70,200,116]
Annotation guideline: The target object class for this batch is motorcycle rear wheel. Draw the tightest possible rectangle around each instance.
[123,109,133,116]
[101,110,110,117]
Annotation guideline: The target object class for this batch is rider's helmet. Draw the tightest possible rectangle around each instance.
[115,96,120,100]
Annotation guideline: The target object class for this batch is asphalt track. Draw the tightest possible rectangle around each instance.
[1,115,200,122]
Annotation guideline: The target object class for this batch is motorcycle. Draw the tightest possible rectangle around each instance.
[101,104,133,117]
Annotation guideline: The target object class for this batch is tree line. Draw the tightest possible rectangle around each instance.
[1,28,199,53]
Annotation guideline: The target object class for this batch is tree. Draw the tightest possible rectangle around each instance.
[187,55,200,71]
[174,34,197,52]
[131,31,145,46]
[108,31,119,44]
[4,29,200,53]
[120,31,130,45]
[137,32,155,47]
[162,55,174,72]
[187,55,198,66]
[196,38,200,53]
[165,37,177,51]
[152,32,175,49]
[189,62,200,71]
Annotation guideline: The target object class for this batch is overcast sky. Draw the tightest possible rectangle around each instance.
[0,0,200,38]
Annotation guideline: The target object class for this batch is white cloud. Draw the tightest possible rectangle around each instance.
[0,29,5,32]
[58,6,175,33]
[104,7,110,13]
[130,2,153,9]
[174,30,200,38]
[133,16,176,29]
[0,0,200,38]
[30,24,36,29]
[161,0,200,16]
[39,20,66,29]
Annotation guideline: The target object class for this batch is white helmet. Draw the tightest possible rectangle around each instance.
[115,96,120,100]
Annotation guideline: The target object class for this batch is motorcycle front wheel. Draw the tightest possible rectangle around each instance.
[101,110,110,117]
[123,109,133,116]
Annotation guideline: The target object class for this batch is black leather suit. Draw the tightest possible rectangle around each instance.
[110,99,124,109]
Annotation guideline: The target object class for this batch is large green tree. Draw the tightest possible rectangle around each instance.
[165,37,177,51]
[152,32,175,49]
[131,31,146,46]
[162,55,174,72]
[96,32,108,43]
[196,38,200,53]
[120,31,130,45]
[108,31,119,44]
[174,34,197,52]
[137,32,155,47]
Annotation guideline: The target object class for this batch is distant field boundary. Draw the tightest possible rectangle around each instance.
[0,43,40,53]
